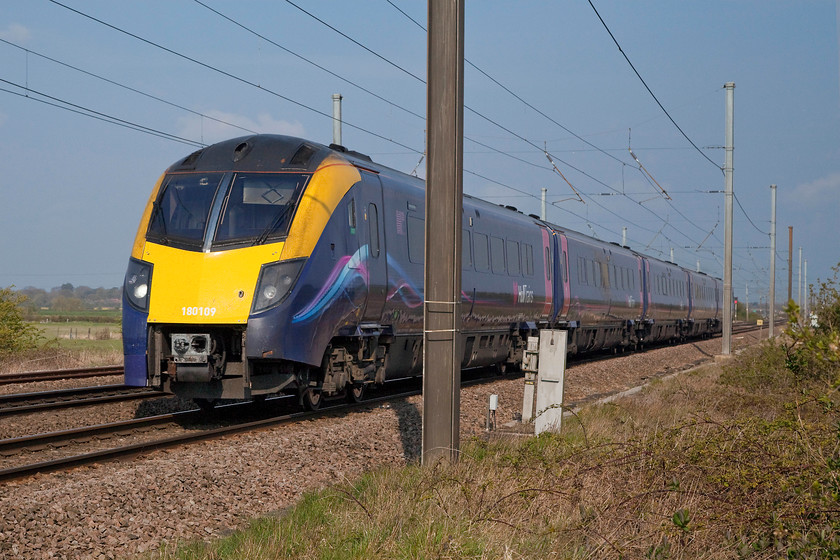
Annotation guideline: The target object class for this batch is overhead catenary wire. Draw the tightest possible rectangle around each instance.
[194,0,710,254]
[587,0,722,172]
[278,0,721,259]
[40,0,733,279]
[47,0,424,156]
[384,0,629,169]
[0,79,205,148]
[734,192,770,236]
[380,0,724,259]
[193,0,630,207]
[192,0,425,122]
[0,37,260,137]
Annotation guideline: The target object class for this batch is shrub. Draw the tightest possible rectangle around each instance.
[783,263,840,386]
[0,286,44,357]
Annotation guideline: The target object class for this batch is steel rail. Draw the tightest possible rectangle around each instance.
[0,408,204,454]
[0,325,782,482]
[0,365,124,385]
[0,385,162,416]
[0,388,424,483]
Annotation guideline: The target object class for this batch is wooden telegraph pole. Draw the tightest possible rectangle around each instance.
[422,0,465,465]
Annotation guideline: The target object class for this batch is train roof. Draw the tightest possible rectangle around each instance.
[165,134,720,281]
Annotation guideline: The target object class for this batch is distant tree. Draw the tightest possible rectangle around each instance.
[19,287,48,308]
[75,285,95,299]
[59,282,74,293]
[0,287,43,357]
[52,295,84,312]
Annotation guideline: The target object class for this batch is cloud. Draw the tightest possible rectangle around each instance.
[0,23,31,43]
[789,172,840,205]
[176,111,305,145]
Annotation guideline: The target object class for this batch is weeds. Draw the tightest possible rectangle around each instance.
[149,264,840,559]
[147,340,840,560]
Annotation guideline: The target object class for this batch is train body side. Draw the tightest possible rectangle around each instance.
[122,133,724,405]
[552,229,643,353]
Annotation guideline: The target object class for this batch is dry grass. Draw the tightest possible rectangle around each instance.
[151,341,840,560]
[0,344,123,374]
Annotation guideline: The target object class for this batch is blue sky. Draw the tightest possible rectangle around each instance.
[1,1,838,310]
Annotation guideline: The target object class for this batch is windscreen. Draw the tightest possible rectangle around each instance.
[146,172,310,251]
[147,173,225,249]
[213,173,309,246]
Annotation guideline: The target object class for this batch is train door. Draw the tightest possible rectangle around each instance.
[553,232,570,320]
[539,226,553,320]
[353,170,387,325]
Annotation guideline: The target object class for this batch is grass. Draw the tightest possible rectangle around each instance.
[145,340,840,560]
[36,320,122,351]
[0,319,122,373]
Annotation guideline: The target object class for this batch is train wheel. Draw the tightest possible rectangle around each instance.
[302,388,322,411]
[194,398,217,412]
[347,383,366,403]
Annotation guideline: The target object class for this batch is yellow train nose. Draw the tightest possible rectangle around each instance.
[142,241,284,324]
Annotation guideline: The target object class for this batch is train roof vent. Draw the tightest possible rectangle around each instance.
[504,205,518,212]
[232,141,252,162]
[329,143,372,162]
[289,143,317,168]
[529,214,540,220]
[176,148,204,169]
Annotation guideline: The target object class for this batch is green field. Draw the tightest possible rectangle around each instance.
[28,308,121,323]
[32,319,122,353]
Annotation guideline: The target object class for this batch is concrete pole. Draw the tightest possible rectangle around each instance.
[804,259,808,321]
[746,284,749,322]
[798,247,803,320]
[622,227,627,247]
[332,93,343,145]
[788,227,793,304]
[670,247,674,263]
[422,0,464,466]
[722,82,735,355]
[769,184,776,338]
[541,188,547,221]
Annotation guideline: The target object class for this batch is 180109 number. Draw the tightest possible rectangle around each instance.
[182,307,217,317]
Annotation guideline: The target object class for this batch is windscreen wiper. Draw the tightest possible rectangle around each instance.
[253,205,294,246]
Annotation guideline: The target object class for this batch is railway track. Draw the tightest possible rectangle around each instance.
[0,365,124,385]
[0,323,783,482]
[0,384,162,416]
[0,383,427,483]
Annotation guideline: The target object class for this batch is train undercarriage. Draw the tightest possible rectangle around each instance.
[145,319,719,410]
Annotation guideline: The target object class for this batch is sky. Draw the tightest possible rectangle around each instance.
[1,1,838,310]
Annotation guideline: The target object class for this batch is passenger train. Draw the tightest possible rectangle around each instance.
[122,134,721,409]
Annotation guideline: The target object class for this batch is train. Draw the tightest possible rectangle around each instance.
[122,134,722,410]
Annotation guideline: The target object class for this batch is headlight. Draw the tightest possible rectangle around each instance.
[124,258,153,311]
[251,258,306,314]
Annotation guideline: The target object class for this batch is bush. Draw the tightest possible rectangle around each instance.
[783,263,840,386]
[0,286,44,357]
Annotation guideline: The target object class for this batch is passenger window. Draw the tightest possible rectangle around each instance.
[368,203,379,258]
[524,244,534,276]
[407,215,424,264]
[474,233,490,271]
[491,236,505,274]
[545,247,551,281]
[506,240,520,276]
[348,198,357,234]
[563,251,568,282]
[462,229,472,269]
